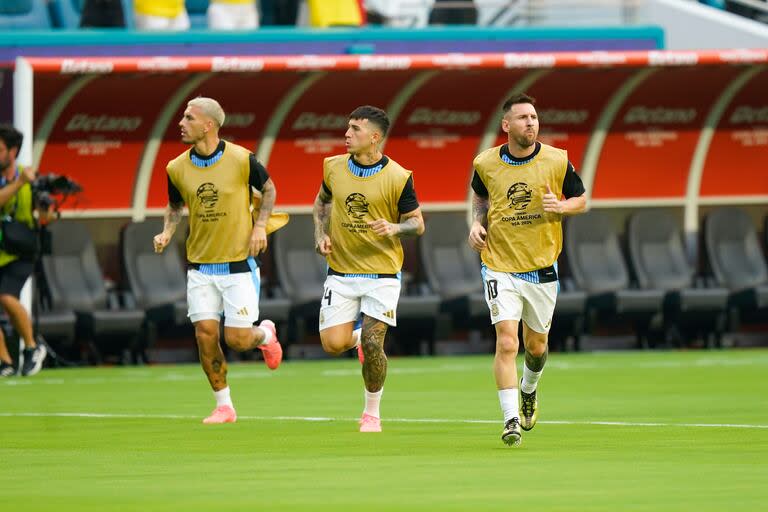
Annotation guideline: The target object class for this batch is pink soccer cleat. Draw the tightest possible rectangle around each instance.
[359,413,382,433]
[202,405,237,424]
[357,344,364,365]
[257,320,283,370]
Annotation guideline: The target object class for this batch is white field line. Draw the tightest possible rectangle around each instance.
[0,412,766,430]
[2,356,767,385]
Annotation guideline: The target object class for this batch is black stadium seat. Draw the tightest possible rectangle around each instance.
[565,210,664,347]
[420,212,486,318]
[273,214,326,311]
[122,219,188,327]
[704,207,768,326]
[42,221,145,363]
[628,210,728,346]
[421,211,586,350]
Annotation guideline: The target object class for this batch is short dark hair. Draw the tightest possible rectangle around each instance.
[349,105,390,137]
[0,124,23,153]
[502,93,536,113]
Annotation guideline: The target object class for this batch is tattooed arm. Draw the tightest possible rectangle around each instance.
[153,201,184,253]
[468,192,489,252]
[250,178,276,255]
[313,185,333,255]
[368,208,425,238]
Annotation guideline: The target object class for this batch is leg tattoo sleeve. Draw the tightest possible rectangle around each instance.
[361,316,388,392]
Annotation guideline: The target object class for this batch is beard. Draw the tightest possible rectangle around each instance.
[513,131,536,148]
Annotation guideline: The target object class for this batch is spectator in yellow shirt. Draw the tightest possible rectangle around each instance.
[134,0,190,31]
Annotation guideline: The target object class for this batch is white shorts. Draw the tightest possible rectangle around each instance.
[187,266,260,328]
[482,266,558,333]
[318,274,401,331]
[135,11,191,31]
[207,2,259,29]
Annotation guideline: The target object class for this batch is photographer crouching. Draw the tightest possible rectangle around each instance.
[0,124,52,377]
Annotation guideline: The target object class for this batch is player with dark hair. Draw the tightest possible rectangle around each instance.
[469,93,587,446]
[312,105,424,433]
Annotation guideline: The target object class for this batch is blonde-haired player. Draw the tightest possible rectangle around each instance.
[154,97,283,424]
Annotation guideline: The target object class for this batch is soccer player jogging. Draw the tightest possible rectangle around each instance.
[468,93,587,446]
[313,105,424,433]
[153,97,283,424]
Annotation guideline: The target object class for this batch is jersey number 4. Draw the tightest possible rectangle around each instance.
[323,288,333,306]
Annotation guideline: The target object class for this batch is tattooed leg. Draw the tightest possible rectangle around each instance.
[524,345,548,372]
[361,315,388,392]
[195,320,228,391]
[522,324,549,372]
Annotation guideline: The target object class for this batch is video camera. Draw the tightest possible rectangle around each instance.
[31,173,82,211]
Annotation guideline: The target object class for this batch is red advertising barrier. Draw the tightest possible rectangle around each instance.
[492,68,635,170]
[146,73,306,209]
[385,69,525,204]
[23,50,768,74]
[593,66,741,200]
[700,68,768,198]
[266,71,416,206]
[15,51,768,216]
[37,74,189,210]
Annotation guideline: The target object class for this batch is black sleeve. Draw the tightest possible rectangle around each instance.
[321,180,332,196]
[471,170,489,197]
[167,176,183,206]
[562,161,585,199]
[249,154,270,191]
[397,176,420,214]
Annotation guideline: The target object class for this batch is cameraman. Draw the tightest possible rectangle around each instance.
[0,124,47,377]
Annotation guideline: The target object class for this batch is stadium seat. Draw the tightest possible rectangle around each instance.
[393,237,440,354]
[420,211,486,318]
[272,214,325,344]
[764,214,768,255]
[273,214,325,310]
[185,0,208,29]
[565,210,665,348]
[32,274,78,358]
[0,0,51,29]
[122,219,188,327]
[421,211,586,351]
[704,207,768,325]
[41,221,146,364]
[549,263,587,351]
[628,210,728,347]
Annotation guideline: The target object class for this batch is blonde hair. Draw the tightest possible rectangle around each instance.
[187,97,226,128]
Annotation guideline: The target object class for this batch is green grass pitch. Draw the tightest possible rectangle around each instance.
[2,349,767,511]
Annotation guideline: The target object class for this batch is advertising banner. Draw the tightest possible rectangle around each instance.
[146,73,306,208]
[700,69,768,198]
[37,74,189,210]
[267,71,416,206]
[592,66,741,200]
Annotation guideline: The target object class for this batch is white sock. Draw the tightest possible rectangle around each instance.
[364,388,383,418]
[498,388,519,422]
[521,365,543,394]
[213,386,233,408]
[352,328,362,347]
[256,325,273,346]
